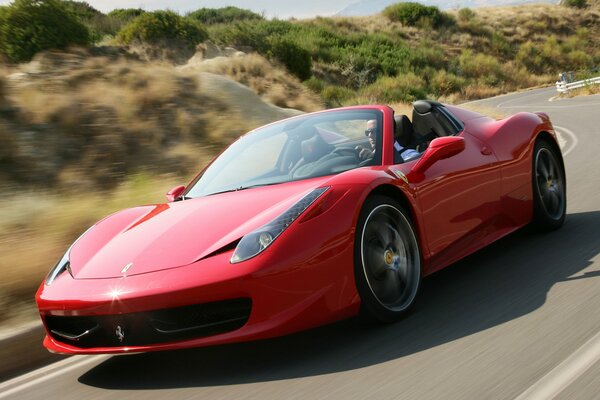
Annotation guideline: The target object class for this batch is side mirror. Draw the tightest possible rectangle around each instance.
[408,136,465,181]
[166,185,186,202]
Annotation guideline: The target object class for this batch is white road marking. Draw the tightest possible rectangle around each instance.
[496,89,555,108]
[554,126,578,157]
[0,355,109,399]
[513,330,600,400]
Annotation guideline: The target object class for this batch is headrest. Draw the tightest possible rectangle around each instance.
[301,134,332,162]
[413,100,441,115]
[394,114,414,148]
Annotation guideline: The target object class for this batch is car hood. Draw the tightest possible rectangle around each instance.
[69,177,330,279]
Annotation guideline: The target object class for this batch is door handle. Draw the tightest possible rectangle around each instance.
[481,146,492,156]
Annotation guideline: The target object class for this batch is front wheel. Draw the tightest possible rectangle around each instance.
[354,195,421,323]
[531,140,566,231]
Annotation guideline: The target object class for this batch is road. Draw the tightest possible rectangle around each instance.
[2,87,600,400]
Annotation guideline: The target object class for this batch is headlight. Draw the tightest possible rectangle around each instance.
[230,187,329,263]
[45,249,72,286]
[45,225,94,285]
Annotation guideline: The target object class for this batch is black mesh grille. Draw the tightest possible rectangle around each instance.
[45,298,251,348]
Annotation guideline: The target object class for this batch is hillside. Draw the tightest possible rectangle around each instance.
[336,0,558,16]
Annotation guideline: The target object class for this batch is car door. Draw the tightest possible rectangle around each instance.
[414,129,503,275]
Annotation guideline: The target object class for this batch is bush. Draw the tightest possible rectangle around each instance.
[108,8,145,21]
[59,1,123,39]
[562,0,587,8]
[0,0,91,62]
[430,70,466,96]
[490,32,512,57]
[321,85,354,106]
[210,19,296,53]
[59,0,101,19]
[359,74,427,103]
[188,7,263,25]
[516,41,544,73]
[383,2,452,28]
[210,20,312,79]
[116,11,208,49]
[457,7,476,22]
[268,36,312,80]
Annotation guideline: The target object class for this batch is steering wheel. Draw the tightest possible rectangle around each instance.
[358,158,374,167]
[331,147,359,157]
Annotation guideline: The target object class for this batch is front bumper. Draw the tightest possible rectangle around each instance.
[36,206,361,354]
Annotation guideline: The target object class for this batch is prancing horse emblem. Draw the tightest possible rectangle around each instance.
[116,325,125,342]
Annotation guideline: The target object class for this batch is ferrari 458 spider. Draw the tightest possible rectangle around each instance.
[36,100,566,354]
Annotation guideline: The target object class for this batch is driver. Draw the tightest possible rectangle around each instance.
[356,119,420,162]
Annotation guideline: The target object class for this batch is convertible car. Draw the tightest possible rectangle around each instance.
[36,101,566,354]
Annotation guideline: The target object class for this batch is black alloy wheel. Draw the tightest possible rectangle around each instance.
[354,195,421,323]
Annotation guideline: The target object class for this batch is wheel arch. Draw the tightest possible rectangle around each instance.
[535,130,565,174]
[364,184,427,263]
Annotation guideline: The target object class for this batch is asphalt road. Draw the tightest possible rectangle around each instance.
[3,87,600,400]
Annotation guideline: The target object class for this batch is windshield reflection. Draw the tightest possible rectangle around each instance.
[185,109,383,198]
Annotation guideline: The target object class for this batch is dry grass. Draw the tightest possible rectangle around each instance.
[561,84,600,98]
[0,173,187,324]
[390,103,414,118]
[186,53,323,112]
[2,49,266,190]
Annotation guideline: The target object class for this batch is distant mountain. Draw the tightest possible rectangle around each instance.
[336,0,559,16]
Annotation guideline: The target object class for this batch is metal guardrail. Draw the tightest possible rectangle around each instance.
[556,75,600,93]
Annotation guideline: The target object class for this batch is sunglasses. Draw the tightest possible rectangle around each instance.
[364,128,376,136]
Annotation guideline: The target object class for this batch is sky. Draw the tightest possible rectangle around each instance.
[0,0,356,19]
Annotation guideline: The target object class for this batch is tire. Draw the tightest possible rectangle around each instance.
[354,195,421,323]
[531,139,566,231]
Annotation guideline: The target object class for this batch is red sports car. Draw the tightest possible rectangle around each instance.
[36,101,566,354]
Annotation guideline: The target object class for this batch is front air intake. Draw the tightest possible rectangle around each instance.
[44,298,252,348]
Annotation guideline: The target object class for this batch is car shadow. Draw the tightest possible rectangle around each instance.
[79,210,600,390]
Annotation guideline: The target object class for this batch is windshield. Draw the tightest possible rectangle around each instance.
[186,109,383,198]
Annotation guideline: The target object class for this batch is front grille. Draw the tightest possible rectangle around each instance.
[45,298,251,348]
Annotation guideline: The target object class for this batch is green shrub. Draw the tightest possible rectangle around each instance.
[430,70,466,96]
[57,1,126,39]
[188,7,263,25]
[210,20,312,79]
[268,36,312,80]
[116,11,208,49]
[489,32,512,57]
[458,50,504,84]
[107,8,145,21]
[567,50,593,70]
[516,41,544,73]
[410,41,447,70]
[562,0,587,8]
[458,7,476,22]
[305,76,325,93]
[59,0,101,19]
[359,74,427,103]
[212,19,296,53]
[383,2,452,28]
[0,0,91,62]
[321,85,354,106]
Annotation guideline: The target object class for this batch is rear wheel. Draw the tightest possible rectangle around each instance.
[354,195,421,323]
[531,140,566,231]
